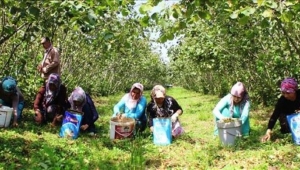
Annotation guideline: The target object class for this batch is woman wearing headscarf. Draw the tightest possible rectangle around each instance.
[262,78,300,142]
[33,73,67,125]
[68,87,98,135]
[213,82,250,136]
[146,85,184,137]
[112,83,147,133]
[0,76,24,126]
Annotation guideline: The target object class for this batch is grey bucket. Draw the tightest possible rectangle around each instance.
[217,119,242,145]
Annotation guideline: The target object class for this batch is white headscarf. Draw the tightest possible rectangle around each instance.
[125,83,143,110]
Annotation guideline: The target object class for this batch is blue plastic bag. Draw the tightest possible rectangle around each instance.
[286,113,300,145]
[153,118,172,145]
[59,110,83,139]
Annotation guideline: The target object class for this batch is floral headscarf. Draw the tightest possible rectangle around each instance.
[151,85,166,99]
[280,77,298,93]
[44,73,61,106]
[68,87,86,112]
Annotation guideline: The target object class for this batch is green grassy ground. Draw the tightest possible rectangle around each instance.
[0,87,299,170]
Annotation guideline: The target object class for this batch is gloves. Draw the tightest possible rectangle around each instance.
[171,113,179,122]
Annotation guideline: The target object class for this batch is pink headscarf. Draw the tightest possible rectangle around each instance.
[68,87,86,112]
[230,82,249,116]
[280,78,298,93]
[126,83,144,110]
[231,82,246,97]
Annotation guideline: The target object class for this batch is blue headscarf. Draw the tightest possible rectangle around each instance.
[2,77,17,93]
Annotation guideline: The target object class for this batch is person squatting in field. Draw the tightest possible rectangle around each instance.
[147,85,184,137]
[112,83,147,133]
[262,78,300,142]
[0,77,24,126]
[212,82,250,136]
[34,73,68,126]
[67,87,99,135]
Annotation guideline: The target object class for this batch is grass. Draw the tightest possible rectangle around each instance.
[0,86,300,169]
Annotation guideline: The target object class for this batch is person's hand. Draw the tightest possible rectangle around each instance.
[117,113,125,119]
[37,64,42,72]
[261,129,272,142]
[35,110,43,124]
[42,67,47,73]
[80,124,89,131]
[12,120,18,127]
[171,113,179,122]
[150,126,154,132]
[56,114,63,122]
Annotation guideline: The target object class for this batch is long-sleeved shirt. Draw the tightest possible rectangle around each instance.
[213,93,250,135]
[40,46,60,79]
[33,85,67,115]
[0,85,24,117]
[267,90,300,133]
[147,96,183,127]
[113,94,147,121]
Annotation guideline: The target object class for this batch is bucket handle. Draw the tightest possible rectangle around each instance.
[226,131,242,137]
[115,129,134,138]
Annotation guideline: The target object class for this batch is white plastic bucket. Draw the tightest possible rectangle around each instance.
[110,117,135,139]
[0,106,13,127]
[153,118,172,145]
[217,118,242,145]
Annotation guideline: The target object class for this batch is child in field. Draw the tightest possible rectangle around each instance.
[212,82,250,136]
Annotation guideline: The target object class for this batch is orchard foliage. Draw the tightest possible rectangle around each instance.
[141,0,300,106]
[0,0,168,104]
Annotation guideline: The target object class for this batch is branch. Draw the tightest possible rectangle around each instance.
[0,23,27,45]
[276,18,300,56]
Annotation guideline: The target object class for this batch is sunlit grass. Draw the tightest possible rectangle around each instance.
[0,86,299,169]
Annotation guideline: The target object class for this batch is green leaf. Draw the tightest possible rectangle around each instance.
[159,34,168,43]
[139,16,149,27]
[230,12,239,19]
[104,33,114,40]
[241,7,256,16]
[88,10,97,24]
[29,7,40,18]
[198,11,211,20]
[10,6,18,15]
[268,2,278,9]
[261,9,274,18]
[257,0,265,6]
[121,9,129,16]
[139,4,153,14]
[173,10,179,19]
[238,16,249,25]
[280,12,293,22]
[260,18,269,28]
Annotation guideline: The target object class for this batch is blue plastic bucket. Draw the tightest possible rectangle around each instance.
[153,118,172,145]
[287,113,300,145]
[59,110,83,139]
